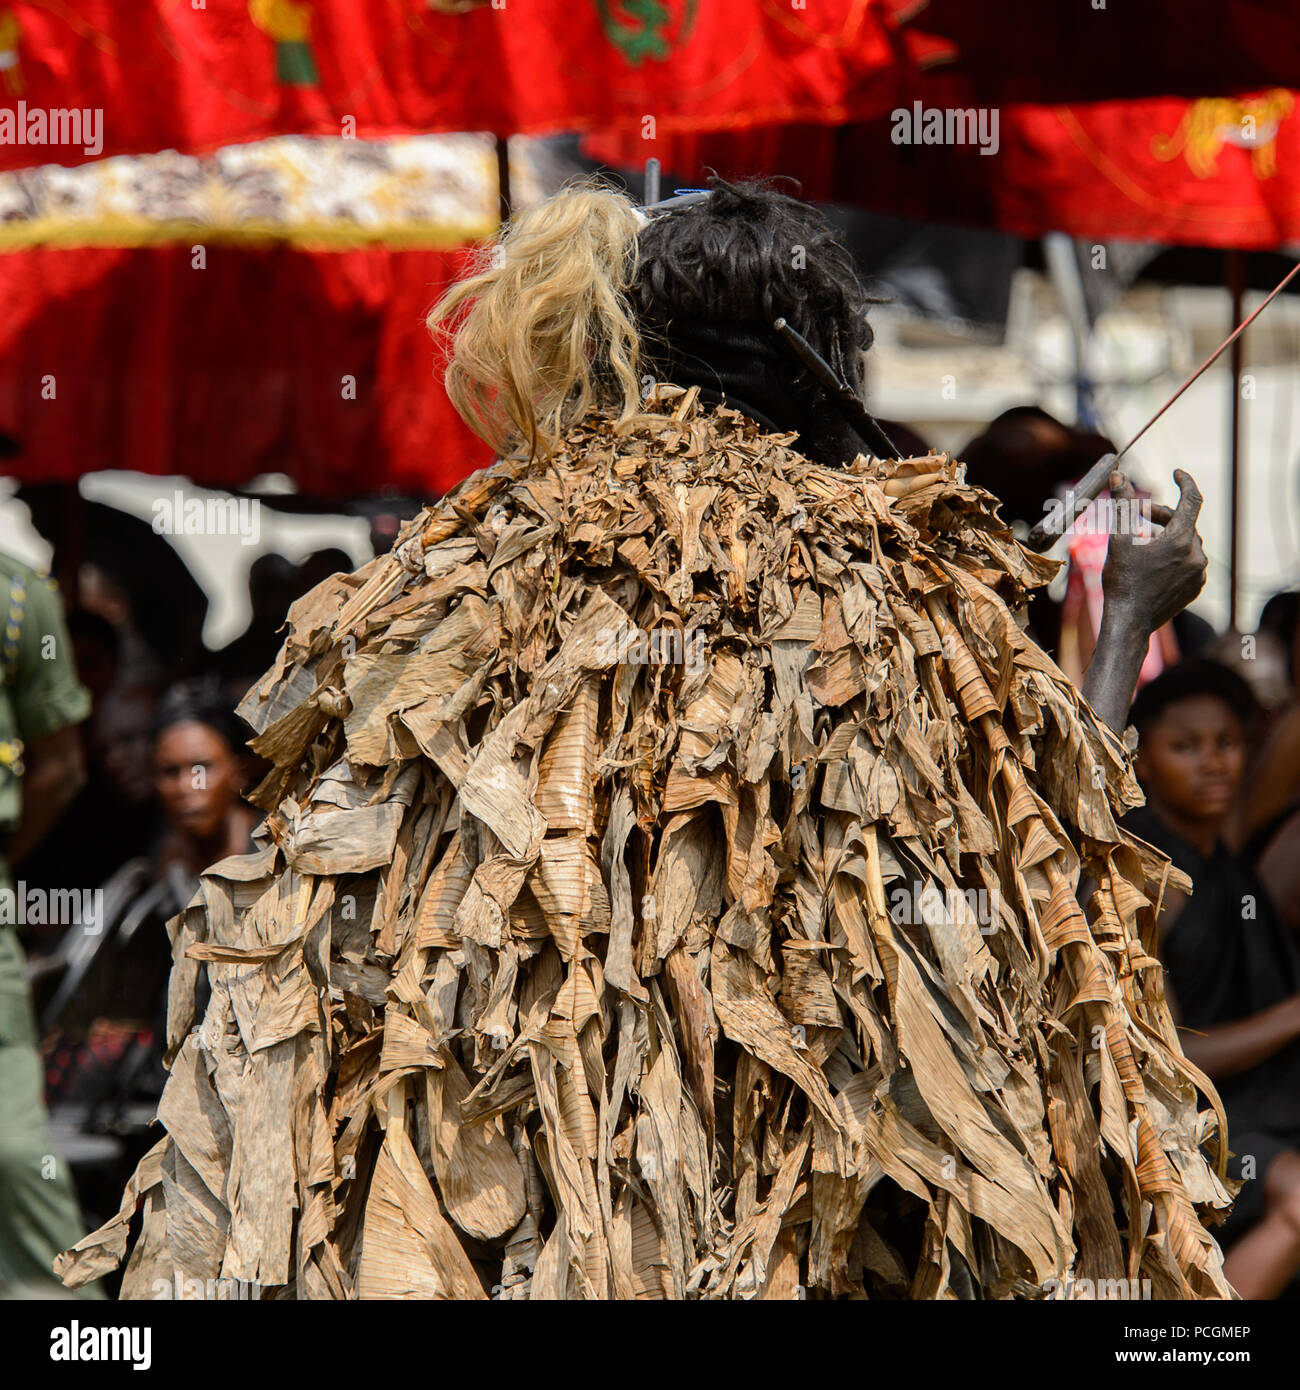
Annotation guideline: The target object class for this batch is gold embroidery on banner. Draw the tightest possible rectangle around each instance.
[0,9,21,97]
[1151,90,1295,179]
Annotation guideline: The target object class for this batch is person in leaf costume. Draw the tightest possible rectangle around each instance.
[59,178,1232,1300]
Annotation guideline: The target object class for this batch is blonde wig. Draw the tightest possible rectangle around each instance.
[428,183,645,460]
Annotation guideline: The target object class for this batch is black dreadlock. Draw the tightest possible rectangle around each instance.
[630,176,881,462]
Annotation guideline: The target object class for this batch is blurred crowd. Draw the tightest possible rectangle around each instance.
[0,492,408,1292]
[5,411,1300,1296]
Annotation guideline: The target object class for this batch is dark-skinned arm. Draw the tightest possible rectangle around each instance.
[1177,994,1300,1079]
[7,725,85,866]
[1158,884,1300,1079]
[1080,598,1151,738]
[1080,469,1208,732]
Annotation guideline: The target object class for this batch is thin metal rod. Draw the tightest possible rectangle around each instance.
[644,157,661,207]
[1025,255,1290,557]
[641,189,710,212]
[1118,256,1300,462]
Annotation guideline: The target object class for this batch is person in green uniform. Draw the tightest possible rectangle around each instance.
[0,550,102,1296]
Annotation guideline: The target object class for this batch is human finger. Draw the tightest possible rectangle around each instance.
[1164,469,1204,537]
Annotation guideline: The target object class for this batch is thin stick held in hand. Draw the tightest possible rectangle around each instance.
[1118,259,1300,462]
[1027,257,1300,553]
[1026,452,1119,551]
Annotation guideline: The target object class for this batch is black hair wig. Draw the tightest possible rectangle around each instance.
[629,177,881,462]
[632,176,874,384]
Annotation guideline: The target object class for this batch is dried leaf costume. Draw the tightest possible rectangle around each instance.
[60,182,1236,1300]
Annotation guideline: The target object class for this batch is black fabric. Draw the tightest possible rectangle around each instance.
[1125,806,1300,1131]
[653,318,805,431]
[1125,805,1300,1233]
[651,318,867,466]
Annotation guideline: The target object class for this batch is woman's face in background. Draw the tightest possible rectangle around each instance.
[1135,695,1246,823]
[153,719,241,840]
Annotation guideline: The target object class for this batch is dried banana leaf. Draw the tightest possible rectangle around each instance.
[58,387,1235,1300]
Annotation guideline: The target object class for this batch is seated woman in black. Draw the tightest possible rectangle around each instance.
[1127,660,1300,1299]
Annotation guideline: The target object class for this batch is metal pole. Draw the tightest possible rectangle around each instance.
[1042,232,1097,429]
[495,134,511,225]
[1227,248,1246,628]
[644,157,661,206]
[62,483,85,611]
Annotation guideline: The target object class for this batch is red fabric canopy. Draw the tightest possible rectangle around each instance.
[587,84,1300,249]
[0,0,944,171]
[2,2,1296,174]
[0,243,493,497]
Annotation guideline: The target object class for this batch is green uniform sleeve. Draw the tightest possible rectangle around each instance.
[7,567,91,742]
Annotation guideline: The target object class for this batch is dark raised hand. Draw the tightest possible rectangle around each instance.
[1101,469,1207,631]
[1080,468,1208,732]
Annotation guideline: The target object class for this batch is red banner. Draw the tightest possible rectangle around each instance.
[0,0,948,171]
[0,2,1295,174]
[0,243,493,497]
[587,85,1300,249]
